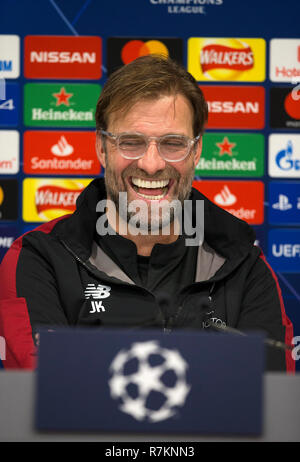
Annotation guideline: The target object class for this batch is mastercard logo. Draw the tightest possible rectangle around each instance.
[0,187,3,206]
[121,40,169,65]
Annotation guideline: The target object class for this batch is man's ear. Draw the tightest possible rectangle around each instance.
[194,136,203,167]
[95,132,106,168]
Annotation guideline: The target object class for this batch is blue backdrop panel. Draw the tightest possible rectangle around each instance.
[0,0,299,369]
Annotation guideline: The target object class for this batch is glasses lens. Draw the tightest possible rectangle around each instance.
[159,135,189,160]
[118,134,146,158]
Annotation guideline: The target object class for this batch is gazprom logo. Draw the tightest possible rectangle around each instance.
[269,134,300,178]
[275,141,300,171]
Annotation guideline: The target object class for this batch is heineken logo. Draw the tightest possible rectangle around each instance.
[196,133,264,177]
[216,136,236,156]
[24,83,101,127]
[52,87,73,106]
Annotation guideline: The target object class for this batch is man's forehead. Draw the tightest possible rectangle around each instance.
[107,93,194,131]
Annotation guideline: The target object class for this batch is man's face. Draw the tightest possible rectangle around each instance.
[96,94,202,231]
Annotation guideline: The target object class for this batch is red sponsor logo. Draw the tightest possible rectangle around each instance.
[193,180,264,224]
[201,44,254,73]
[35,185,81,214]
[24,35,102,79]
[23,131,101,175]
[200,85,265,129]
[284,90,300,120]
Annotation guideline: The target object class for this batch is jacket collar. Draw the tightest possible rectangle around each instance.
[54,177,256,276]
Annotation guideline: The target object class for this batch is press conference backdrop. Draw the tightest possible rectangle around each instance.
[0,0,299,369]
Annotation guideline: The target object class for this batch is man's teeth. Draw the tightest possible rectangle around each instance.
[132,178,169,189]
[138,192,165,200]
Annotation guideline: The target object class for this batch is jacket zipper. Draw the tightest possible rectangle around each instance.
[59,238,168,330]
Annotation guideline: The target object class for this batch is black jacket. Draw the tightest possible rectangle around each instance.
[0,178,294,371]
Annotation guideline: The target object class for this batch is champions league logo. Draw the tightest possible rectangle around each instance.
[108,341,191,422]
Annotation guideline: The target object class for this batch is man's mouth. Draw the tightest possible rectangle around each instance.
[130,177,173,200]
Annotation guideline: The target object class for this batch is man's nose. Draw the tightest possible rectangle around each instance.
[136,140,166,175]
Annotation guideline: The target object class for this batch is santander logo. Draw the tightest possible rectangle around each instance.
[51,136,74,157]
[214,185,237,206]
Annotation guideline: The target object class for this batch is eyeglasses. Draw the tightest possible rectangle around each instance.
[99,129,200,163]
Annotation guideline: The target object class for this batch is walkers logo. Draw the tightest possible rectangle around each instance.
[268,134,300,178]
[0,226,19,262]
[0,35,20,78]
[24,35,102,79]
[23,131,100,175]
[268,229,300,273]
[0,83,20,126]
[195,133,264,177]
[23,178,92,222]
[84,283,111,314]
[270,39,300,82]
[0,130,19,174]
[0,180,18,220]
[193,180,264,224]
[270,87,300,129]
[24,83,101,127]
[269,182,300,225]
[188,38,265,81]
[106,37,183,74]
[200,85,265,129]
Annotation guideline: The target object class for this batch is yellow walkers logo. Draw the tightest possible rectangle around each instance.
[188,38,266,81]
[23,178,92,222]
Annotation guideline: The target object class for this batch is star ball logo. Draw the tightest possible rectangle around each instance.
[188,38,266,81]
[106,37,183,74]
[108,341,190,422]
[24,83,101,127]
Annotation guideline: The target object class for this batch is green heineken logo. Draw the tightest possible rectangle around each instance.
[24,83,101,127]
[196,133,264,177]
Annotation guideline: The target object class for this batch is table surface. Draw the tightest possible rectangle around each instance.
[0,371,300,442]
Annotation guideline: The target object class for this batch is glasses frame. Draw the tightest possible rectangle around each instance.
[99,129,201,163]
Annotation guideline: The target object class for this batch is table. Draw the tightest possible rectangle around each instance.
[0,371,300,442]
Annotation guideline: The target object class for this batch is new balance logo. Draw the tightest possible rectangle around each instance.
[84,283,111,313]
